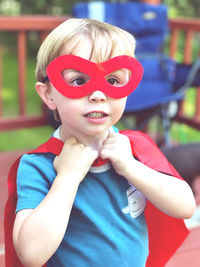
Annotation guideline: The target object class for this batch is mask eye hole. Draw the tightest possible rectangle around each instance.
[62,69,90,87]
[105,69,131,87]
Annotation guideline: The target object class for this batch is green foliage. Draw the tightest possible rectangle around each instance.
[0,126,53,151]
[165,0,200,18]
[0,0,82,15]
[0,47,54,152]
[0,0,199,18]
[0,0,20,15]
[2,48,40,117]
[2,49,18,116]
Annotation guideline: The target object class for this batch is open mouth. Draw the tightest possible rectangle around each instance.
[84,112,108,118]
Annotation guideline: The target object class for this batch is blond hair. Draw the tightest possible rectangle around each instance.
[35,18,136,82]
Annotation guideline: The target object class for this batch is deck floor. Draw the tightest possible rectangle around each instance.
[0,151,200,267]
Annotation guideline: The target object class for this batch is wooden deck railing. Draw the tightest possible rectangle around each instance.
[0,15,70,131]
[0,15,200,131]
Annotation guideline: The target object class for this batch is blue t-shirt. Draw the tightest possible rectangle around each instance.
[16,148,149,266]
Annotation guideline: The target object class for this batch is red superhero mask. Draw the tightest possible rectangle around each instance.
[43,55,143,99]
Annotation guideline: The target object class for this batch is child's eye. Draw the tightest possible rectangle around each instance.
[106,69,130,87]
[62,70,90,87]
[107,77,120,86]
[70,77,88,86]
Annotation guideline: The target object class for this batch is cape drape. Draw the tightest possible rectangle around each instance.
[4,130,189,267]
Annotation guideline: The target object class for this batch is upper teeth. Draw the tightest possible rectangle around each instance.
[86,112,105,118]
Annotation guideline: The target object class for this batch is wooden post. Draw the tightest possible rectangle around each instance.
[196,90,200,119]
[169,28,179,59]
[0,41,2,116]
[184,30,194,64]
[17,31,26,116]
[39,31,49,117]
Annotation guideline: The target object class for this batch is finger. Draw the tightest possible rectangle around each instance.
[100,147,112,160]
[90,149,99,161]
[102,137,119,147]
[100,150,108,160]
[103,134,116,144]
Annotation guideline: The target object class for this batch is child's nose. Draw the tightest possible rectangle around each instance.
[89,90,107,102]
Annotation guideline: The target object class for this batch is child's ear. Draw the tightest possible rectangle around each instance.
[35,82,57,110]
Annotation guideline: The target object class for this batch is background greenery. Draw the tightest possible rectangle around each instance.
[0,0,200,17]
[0,0,200,151]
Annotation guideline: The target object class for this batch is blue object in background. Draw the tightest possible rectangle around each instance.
[73,1,168,54]
[73,2,184,112]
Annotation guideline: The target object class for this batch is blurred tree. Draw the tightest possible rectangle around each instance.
[0,0,199,17]
[19,0,69,14]
[0,0,20,15]
[0,0,80,15]
[165,0,200,18]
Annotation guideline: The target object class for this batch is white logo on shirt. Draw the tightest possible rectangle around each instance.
[122,185,146,219]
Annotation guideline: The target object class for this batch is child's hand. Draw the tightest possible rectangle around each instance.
[100,133,134,176]
[54,137,98,183]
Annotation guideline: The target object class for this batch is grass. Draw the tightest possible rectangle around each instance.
[0,126,54,151]
[2,50,41,116]
[170,88,200,144]
[0,48,200,152]
[171,122,200,144]
[0,48,53,152]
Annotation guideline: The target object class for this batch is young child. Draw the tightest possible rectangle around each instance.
[5,18,195,267]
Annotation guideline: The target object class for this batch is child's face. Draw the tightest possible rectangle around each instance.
[51,83,127,140]
[40,40,132,140]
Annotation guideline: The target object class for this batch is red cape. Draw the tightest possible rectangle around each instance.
[4,130,189,267]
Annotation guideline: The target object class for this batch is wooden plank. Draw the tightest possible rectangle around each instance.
[0,41,2,116]
[169,18,200,32]
[0,16,70,31]
[169,28,179,59]
[18,31,26,115]
[0,115,49,131]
